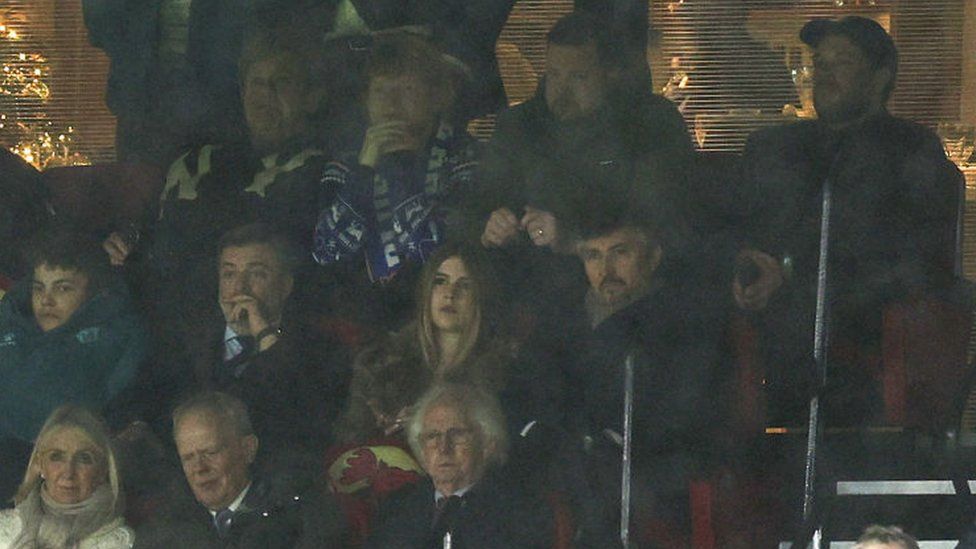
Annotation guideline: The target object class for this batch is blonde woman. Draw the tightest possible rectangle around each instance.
[0,405,133,548]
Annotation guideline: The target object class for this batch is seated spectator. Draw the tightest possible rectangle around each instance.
[107,15,340,318]
[560,207,726,547]
[135,391,344,548]
[365,383,554,548]
[470,12,691,252]
[313,33,479,329]
[856,525,919,549]
[0,405,133,548]
[0,230,146,501]
[154,223,350,480]
[326,348,426,546]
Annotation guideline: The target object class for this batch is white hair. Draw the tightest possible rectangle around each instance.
[407,383,509,467]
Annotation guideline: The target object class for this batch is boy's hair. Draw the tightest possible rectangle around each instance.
[27,228,111,293]
[855,525,920,549]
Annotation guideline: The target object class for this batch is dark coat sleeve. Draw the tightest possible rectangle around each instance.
[463,105,531,242]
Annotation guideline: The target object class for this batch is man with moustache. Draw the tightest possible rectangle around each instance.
[562,207,725,547]
[731,16,961,424]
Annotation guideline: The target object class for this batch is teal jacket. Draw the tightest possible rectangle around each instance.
[0,276,147,442]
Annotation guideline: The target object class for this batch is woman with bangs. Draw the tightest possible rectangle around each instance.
[336,242,514,444]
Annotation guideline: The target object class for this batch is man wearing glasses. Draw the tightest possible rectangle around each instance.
[365,383,554,548]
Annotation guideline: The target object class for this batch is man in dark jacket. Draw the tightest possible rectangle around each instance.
[731,16,961,425]
[469,12,693,326]
[472,12,692,255]
[135,391,345,548]
[127,21,338,297]
[135,223,350,484]
[366,383,554,548]
[198,224,348,470]
[563,209,725,547]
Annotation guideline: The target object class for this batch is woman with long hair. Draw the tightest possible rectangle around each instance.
[335,241,511,444]
[0,405,133,548]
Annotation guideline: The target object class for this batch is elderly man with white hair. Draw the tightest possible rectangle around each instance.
[365,383,554,548]
[135,391,344,549]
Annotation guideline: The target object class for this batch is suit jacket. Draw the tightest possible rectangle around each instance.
[135,476,344,549]
[365,475,554,549]
[171,306,351,480]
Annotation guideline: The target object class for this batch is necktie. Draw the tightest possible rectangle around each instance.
[213,507,235,538]
[430,495,462,546]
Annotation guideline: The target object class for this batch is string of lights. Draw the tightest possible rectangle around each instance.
[0,15,88,170]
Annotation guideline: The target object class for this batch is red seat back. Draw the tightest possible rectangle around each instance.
[41,162,164,234]
[881,295,971,431]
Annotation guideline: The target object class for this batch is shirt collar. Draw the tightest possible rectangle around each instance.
[208,481,252,517]
[223,325,245,361]
[434,483,474,502]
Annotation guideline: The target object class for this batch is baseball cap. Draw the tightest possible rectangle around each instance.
[800,16,898,73]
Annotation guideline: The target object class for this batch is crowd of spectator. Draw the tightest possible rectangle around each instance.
[0,4,967,548]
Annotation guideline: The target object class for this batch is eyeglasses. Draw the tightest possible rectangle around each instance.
[420,428,475,449]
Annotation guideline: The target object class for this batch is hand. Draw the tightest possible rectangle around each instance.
[384,406,414,436]
[367,401,414,436]
[358,121,421,168]
[116,420,151,443]
[220,294,271,337]
[732,249,784,311]
[102,232,133,266]
[480,207,521,248]
[521,206,559,248]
